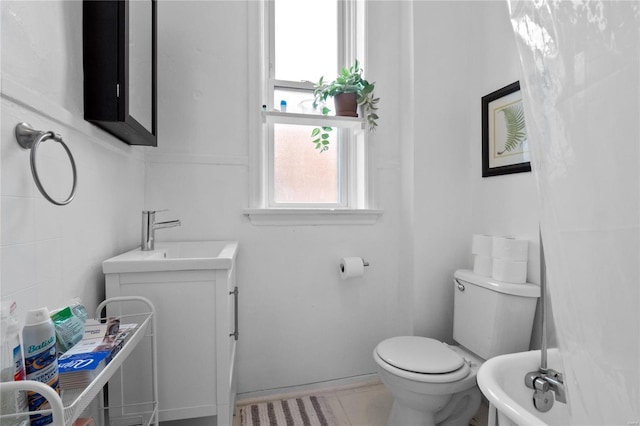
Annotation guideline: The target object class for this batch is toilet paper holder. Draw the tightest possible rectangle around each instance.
[340,258,370,273]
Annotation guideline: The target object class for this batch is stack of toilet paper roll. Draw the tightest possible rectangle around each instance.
[471,235,494,276]
[471,234,529,283]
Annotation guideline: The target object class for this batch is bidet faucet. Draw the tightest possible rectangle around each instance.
[141,210,181,251]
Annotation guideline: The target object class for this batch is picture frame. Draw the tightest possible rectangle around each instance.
[482,81,531,177]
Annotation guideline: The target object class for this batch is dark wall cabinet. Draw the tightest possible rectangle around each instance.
[83,0,157,146]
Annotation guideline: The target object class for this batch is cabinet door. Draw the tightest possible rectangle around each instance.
[107,270,218,422]
[83,0,157,146]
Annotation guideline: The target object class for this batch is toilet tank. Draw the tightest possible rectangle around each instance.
[452,269,540,360]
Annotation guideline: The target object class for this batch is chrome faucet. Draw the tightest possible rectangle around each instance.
[525,367,567,410]
[141,210,181,251]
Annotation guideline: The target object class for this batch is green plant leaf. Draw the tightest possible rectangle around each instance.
[310,59,381,143]
[311,128,321,137]
[322,126,332,132]
[499,103,527,155]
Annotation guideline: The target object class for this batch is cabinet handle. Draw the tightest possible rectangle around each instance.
[229,286,239,340]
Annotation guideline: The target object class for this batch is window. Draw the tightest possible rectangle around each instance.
[247,0,380,224]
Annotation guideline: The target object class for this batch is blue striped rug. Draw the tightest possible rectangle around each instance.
[240,395,339,426]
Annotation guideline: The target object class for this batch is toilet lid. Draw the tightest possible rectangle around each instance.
[376,336,465,374]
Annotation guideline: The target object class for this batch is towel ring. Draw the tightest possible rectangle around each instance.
[15,122,78,206]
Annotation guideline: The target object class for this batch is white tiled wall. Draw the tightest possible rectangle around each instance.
[1,1,146,322]
[0,96,146,322]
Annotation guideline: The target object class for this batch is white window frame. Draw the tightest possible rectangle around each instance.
[245,0,382,225]
[267,127,349,208]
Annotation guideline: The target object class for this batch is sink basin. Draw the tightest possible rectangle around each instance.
[477,349,570,426]
[102,241,238,273]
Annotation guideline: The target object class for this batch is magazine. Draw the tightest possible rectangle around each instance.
[58,321,137,389]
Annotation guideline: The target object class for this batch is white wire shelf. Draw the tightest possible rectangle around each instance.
[0,297,158,426]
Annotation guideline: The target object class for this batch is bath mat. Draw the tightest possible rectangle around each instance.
[240,395,339,426]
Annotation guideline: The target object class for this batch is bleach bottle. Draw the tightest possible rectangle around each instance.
[22,307,60,425]
[1,301,29,426]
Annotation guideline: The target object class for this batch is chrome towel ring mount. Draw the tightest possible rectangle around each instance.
[15,122,78,206]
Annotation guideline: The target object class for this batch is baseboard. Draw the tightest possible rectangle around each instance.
[236,373,381,406]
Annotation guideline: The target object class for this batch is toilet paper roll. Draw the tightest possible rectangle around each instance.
[492,237,529,261]
[340,257,365,280]
[471,234,493,256]
[492,258,527,283]
[473,255,493,277]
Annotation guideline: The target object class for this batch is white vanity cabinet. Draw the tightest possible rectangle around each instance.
[103,241,238,425]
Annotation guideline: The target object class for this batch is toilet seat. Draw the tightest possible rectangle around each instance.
[377,336,464,373]
[375,336,471,383]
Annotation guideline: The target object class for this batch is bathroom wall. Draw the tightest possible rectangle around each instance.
[465,1,549,348]
[411,1,544,345]
[467,1,541,284]
[0,2,145,318]
[146,1,413,396]
[411,1,475,342]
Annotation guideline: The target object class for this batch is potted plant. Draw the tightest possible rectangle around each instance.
[310,60,379,152]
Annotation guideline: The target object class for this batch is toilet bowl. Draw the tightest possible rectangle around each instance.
[374,336,482,426]
[373,269,540,426]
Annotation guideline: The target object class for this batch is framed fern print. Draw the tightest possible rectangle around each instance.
[482,81,531,177]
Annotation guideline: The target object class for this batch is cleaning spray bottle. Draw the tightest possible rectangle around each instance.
[1,301,29,425]
[22,307,60,425]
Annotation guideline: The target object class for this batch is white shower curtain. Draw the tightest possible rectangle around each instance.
[507,1,639,424]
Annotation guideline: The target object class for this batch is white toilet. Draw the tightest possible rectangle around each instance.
[374,269,540,426]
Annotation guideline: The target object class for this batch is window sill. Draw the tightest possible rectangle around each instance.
[244,208,383,226]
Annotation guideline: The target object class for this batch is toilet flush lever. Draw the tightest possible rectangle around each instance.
[454,279,465,292]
